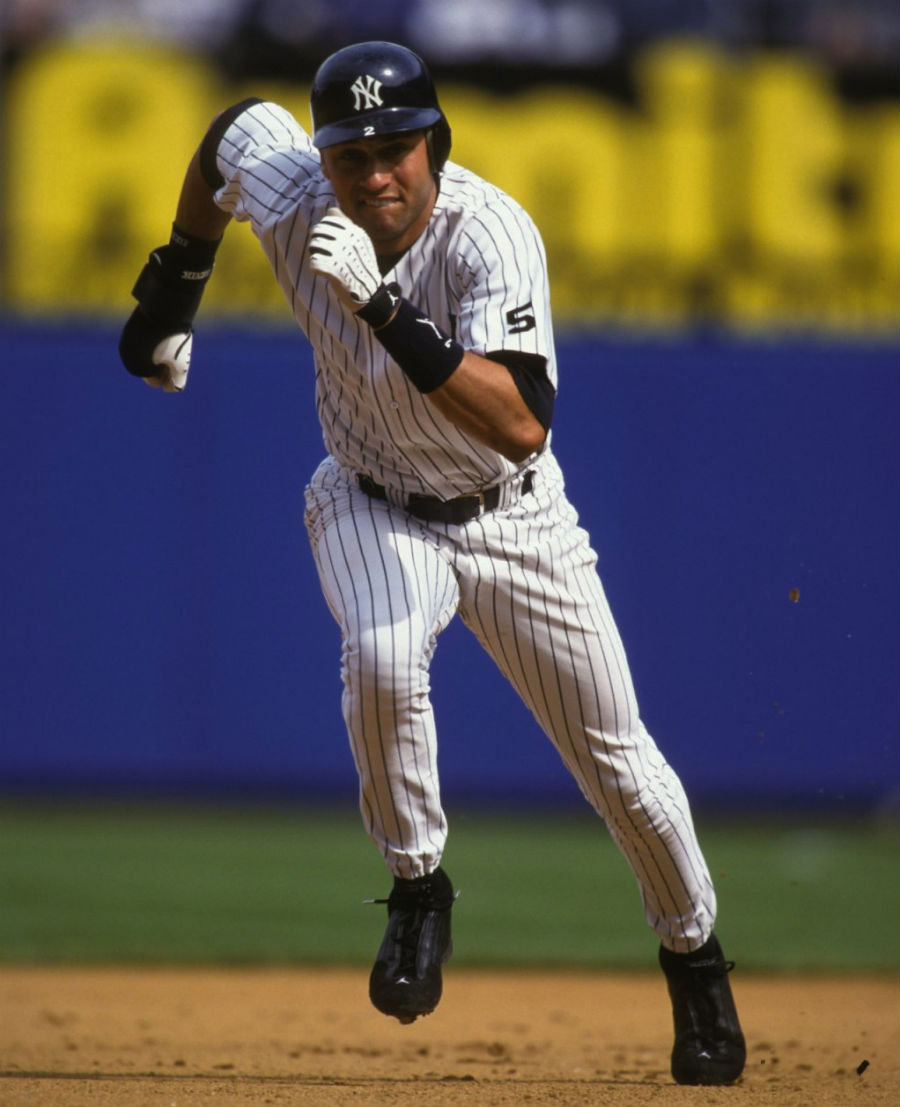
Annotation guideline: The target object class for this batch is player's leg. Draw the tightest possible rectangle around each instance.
[457,458,715,948]
[304,461,458,1022]
[305,461,458,877]
[456,454,744,1081]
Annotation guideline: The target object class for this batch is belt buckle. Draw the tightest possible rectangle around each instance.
[448,489,485,524]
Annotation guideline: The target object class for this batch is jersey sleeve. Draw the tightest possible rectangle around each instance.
[451,198,558,389]
[210,100,320,230]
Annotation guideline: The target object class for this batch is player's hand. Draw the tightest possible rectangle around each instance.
[119,226,219,393]
[119,306,192,393]
[309,206,382,311]
[144,331,192,392]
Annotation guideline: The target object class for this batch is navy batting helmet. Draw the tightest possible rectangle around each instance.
[310,42,452,170]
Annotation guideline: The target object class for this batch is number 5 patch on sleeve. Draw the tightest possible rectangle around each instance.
[506,301,536,334]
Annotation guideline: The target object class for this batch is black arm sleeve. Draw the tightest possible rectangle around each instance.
[199,98,264,190]
[486,350,556,431]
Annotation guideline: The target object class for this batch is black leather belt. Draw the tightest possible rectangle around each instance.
[357,470,534,525]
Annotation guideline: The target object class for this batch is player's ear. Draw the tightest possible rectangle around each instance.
[319,147,334,181]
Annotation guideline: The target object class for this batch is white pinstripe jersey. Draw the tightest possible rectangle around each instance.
[212,100,558,499]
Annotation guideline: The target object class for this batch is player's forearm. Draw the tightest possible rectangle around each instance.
[427,352,547,463]
[118,138,229,392]
[174,146,232,242]
[307,207,546,460]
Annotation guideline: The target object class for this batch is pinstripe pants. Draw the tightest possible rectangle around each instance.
[304,451,716,951]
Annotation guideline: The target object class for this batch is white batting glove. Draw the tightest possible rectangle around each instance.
[309,206,382,311]
[144,332,192,393]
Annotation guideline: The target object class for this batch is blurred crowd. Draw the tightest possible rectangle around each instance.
[2,0,899,99]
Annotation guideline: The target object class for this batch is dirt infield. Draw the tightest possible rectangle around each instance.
[1,967,896,1106]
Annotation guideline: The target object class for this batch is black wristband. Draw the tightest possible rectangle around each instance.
[167,222,221,277]
[369,297,465,393]
[131,224,221,330]
[356,282,402,328]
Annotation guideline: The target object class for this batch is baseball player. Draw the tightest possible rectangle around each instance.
[118,42,745,1085]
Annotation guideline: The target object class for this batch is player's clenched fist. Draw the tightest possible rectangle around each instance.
[119,311,193,393]
[309,206,385,312]
[119,225,220,392]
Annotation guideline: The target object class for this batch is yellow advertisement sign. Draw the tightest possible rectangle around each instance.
[4,38,898,332]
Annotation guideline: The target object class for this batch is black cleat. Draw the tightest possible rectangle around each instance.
[659,933,747,1085]
[368,867,455,1024]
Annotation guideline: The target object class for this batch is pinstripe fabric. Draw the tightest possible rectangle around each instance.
[213,100,555,498]
[218,100,716,952]
[305,454,716,951]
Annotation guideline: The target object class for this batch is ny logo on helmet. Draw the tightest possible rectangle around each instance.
[350,75,384,112]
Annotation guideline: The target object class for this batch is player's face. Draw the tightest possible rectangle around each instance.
[321,131,437,257]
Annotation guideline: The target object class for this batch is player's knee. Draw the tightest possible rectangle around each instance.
[340,628,431,709]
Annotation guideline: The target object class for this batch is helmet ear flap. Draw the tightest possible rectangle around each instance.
[435,118,452,170]
[426,119,452,173]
